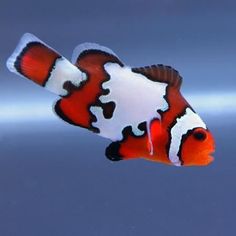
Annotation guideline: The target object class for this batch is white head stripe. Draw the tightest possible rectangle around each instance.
[168,107,207,166]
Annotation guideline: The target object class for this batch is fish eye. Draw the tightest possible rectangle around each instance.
[193,130,207,141]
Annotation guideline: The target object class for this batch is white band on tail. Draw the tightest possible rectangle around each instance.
[45,58,87,96]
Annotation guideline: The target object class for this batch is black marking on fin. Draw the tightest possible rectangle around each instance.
[132,64,182,89]
[105,142,123,161]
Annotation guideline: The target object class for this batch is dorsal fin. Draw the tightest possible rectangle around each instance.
[71,42,121,65]
[132,64,182,89]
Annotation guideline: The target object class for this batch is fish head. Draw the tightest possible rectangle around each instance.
[179,126,215,166]
[164,101,215,167]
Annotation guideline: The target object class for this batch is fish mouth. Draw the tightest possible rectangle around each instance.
[207,154,214,164]
[189,150,215,166]
[203,149,215,165]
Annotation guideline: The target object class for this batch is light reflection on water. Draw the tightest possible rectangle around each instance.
[0,92,235,122]
[186,92,236,115]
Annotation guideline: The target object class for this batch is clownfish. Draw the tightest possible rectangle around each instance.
[6,33,215,166]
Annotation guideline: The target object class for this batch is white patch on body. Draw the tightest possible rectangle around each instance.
[90,62,168,143]
[45,58,86,96]
[169,107,207,166]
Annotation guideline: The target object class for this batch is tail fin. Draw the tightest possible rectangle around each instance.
[7,33,86,96]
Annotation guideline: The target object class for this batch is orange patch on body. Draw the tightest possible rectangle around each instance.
[116,120,170,164]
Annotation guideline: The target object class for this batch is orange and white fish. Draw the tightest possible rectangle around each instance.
[7,33,215,166]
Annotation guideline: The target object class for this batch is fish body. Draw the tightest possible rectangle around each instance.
[7,33,215,166]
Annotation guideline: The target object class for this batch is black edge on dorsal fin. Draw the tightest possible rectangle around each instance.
[71,42,123,66]
[132,64,182,89]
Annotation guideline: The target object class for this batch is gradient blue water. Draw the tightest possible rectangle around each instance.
[0,1,236,235]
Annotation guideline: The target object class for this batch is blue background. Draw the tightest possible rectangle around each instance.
[0,0,236,235]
